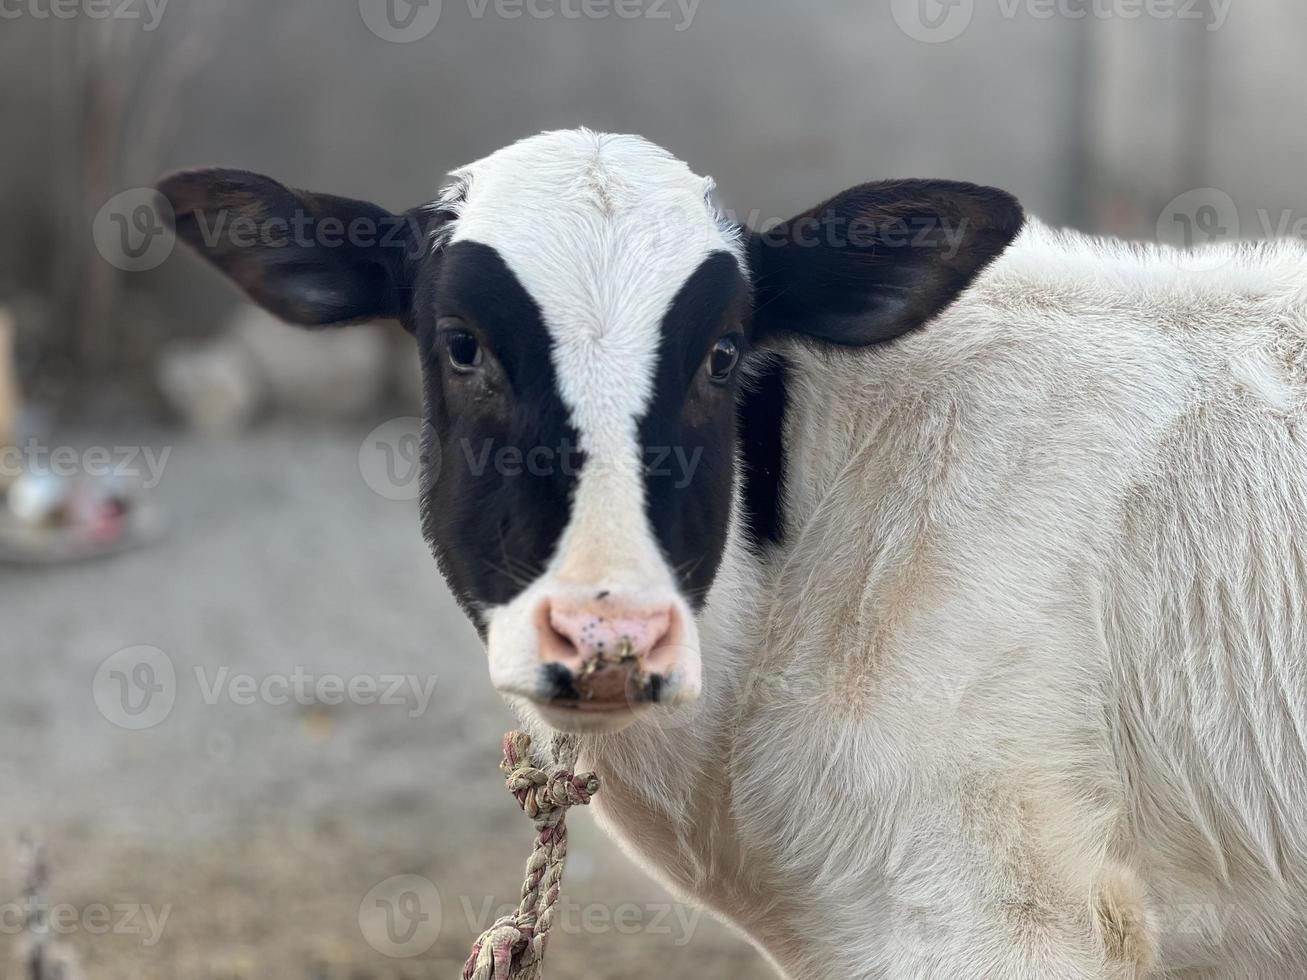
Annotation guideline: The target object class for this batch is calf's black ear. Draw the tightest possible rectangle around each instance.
[749,179,1023,346]
[157,169,431,327]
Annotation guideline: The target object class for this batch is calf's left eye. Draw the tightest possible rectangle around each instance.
[707,336,741,383]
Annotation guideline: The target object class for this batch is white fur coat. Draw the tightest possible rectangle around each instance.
[581,220,1307,979]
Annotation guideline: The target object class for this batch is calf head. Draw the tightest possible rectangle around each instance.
[160,129,1022,734]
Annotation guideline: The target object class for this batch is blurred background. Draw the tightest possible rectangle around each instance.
[0,0,1304,976]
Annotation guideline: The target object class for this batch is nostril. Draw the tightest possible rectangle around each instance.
[537,601,584,667]
[546,604,589,658]
[542,662,582,702]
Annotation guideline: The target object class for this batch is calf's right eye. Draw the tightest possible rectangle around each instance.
[438,318,484,373]
[707,335,741,383]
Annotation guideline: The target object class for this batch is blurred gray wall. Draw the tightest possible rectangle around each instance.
[3,0,1307,394]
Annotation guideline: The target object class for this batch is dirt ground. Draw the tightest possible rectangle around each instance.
[0,424,765,979]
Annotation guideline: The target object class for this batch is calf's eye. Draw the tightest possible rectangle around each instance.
[707,336,741,383]
[444,330,483,372]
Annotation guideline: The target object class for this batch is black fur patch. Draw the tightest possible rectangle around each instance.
[638,252,750,607]
[415,241,582,628]
[737,353,788,548]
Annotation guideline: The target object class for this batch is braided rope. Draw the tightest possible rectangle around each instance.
[462,731,599,980]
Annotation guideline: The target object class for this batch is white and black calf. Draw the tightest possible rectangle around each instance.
[162,129,1307,977]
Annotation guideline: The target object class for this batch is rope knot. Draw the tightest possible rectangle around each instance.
[499,732,599,827]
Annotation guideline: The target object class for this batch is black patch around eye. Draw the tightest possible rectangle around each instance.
[639,252,749,607]
[418,241,581,626]
[432,242,558,387]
